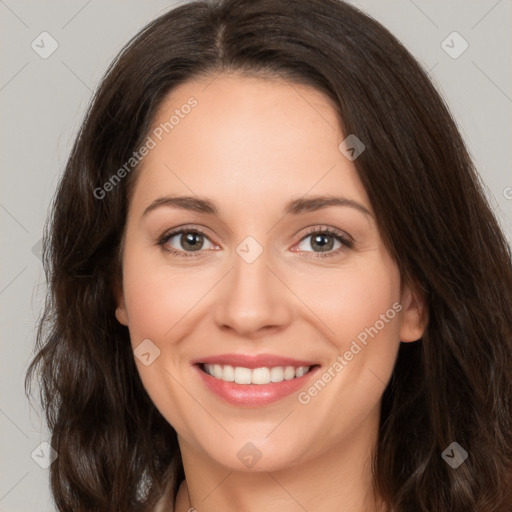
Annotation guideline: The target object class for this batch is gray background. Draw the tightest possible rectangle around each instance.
[1,1,511,510]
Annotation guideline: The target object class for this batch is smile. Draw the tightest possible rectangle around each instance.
[201,363,313,384]
[192,354,320,407]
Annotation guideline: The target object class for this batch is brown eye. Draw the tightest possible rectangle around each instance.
[159,228,216,256]
[175,231,205,251]
[309,232,336,252]
[295,227,353,258]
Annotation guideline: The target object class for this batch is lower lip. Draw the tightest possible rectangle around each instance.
[194,364,320,406]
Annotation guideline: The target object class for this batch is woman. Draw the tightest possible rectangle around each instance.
[25,0,512,510]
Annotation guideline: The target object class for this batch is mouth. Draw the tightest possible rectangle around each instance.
[192,354,320,407]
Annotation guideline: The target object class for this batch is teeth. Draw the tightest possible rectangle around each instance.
[222,364,235,382]
[203,364,312,384]
[213,364,223,379]
[284,366,296,380]
[234,366,251,384]
[252,367,270,385]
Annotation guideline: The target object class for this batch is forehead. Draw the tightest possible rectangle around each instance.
[130,73,370,214]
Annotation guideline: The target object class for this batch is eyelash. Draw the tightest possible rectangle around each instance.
[157,225,354,259]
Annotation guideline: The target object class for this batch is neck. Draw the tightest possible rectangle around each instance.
[174,413,385,512]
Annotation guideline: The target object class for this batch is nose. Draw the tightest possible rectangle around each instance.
[213,246,294,338]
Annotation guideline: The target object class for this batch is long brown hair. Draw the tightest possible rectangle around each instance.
[25,0,512,510]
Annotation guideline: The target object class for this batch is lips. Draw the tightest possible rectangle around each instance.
[193,353,318,369]
[192,353,320,406]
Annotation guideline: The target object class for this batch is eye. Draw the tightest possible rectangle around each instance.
[294,227,353,258]
[158,227,217,257]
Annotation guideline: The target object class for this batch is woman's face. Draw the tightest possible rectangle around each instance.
[115,73,425,472]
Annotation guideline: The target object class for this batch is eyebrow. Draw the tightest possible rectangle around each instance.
[142,194,373,218]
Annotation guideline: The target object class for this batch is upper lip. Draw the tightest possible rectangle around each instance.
[193,353,318,369]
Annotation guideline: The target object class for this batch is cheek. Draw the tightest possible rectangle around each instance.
[122,250,211,344]
[120,249,208,432]
[289,254,402,348]
[287,255,402,449]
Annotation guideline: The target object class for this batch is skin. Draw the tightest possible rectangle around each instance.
[115,73,427,512]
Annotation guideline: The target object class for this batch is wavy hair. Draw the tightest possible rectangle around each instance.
[25,0,512,510]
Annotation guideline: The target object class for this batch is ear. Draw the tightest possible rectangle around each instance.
[399,283,428,342]
[113,279,129,326]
